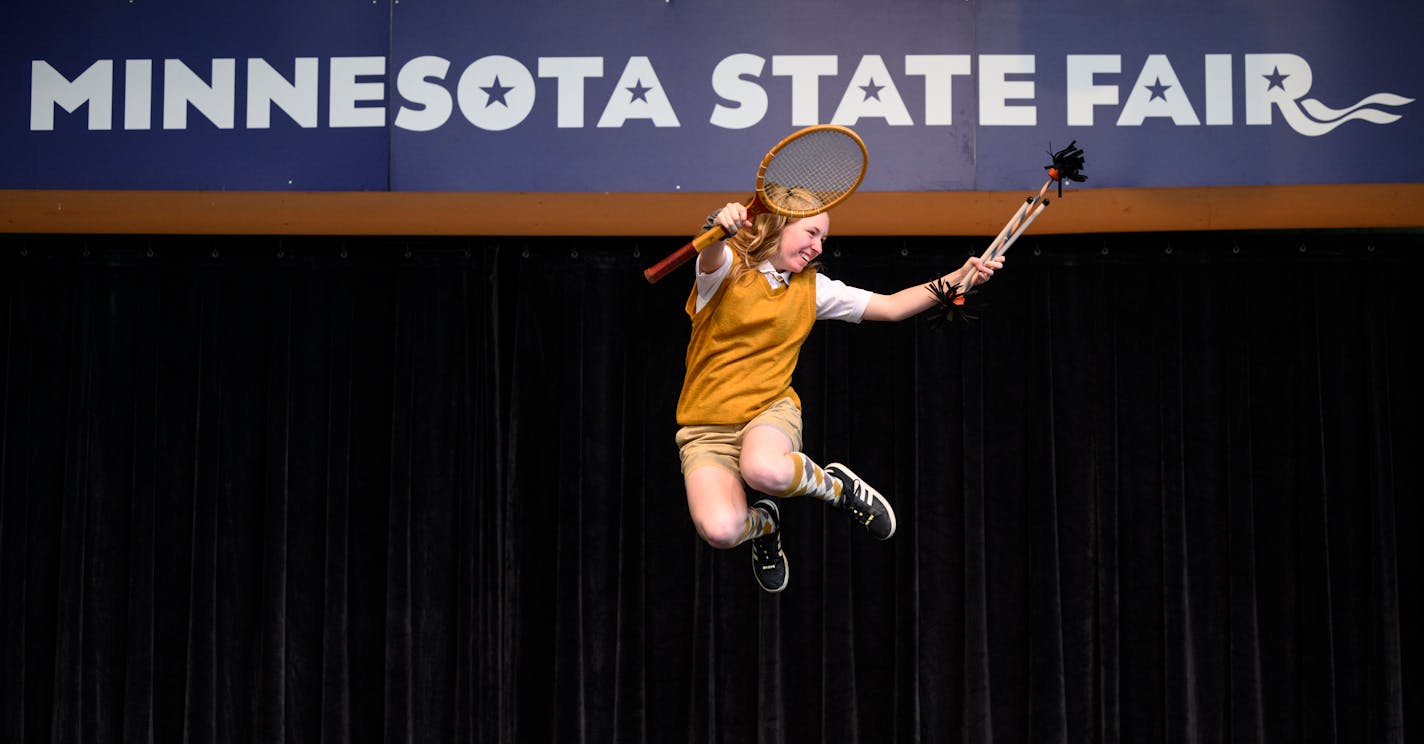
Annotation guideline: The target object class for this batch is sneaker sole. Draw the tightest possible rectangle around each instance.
[826,462,897,540]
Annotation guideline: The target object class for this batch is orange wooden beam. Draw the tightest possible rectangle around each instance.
[3,184,1422,236]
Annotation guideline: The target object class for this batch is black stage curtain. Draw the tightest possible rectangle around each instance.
[1,231,1419,743]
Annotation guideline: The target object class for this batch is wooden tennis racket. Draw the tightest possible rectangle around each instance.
[643,124,868,284]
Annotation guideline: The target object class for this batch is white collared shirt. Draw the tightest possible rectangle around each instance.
[693,245,871,322]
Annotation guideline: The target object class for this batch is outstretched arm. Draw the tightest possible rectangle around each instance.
[862,254,1003,322]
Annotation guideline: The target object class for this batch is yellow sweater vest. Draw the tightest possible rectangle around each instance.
[676,267,817,425]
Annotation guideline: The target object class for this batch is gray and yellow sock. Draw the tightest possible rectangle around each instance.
[776,452,844,504]
[732,502,778,546]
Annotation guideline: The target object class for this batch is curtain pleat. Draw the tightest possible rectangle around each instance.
[52,269,90,744]
[1,232,1419,743]
[321,277,354,744]
[959,293,993,744]
[1364,279,1406,743]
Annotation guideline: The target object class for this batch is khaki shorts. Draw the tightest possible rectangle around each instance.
[675,397,804,477]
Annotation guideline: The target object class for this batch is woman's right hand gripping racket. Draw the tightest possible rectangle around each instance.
[642,124,868,284]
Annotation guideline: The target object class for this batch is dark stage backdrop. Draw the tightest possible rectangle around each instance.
[1,231,1419,743]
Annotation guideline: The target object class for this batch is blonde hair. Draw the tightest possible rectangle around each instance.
[726,185,824,277]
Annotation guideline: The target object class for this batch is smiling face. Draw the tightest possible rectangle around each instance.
[769,212,830,273]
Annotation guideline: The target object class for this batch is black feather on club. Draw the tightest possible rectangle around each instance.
[924,276,978,327]
[1045,140,1087,197]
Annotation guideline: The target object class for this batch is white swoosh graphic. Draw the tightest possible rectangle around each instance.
[1299,93,1414,120]
[1282,92,1413,136]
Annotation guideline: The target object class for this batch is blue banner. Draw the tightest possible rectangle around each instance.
[4,0,1419,192]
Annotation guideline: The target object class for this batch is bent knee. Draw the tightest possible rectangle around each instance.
[739,456,790,496]
[694,510,748,550]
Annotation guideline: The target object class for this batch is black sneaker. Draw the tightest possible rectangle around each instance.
[749,499,789,593]
[825,463,896,540]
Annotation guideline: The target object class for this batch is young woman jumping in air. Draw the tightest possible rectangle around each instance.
[674,187,1003,592]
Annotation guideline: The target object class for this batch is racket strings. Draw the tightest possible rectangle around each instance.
[760,129,866,216]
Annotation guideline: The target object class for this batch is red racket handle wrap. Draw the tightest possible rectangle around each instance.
[643,226,729,283]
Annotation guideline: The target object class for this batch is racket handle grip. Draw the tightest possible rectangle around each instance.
[643,225,729,284]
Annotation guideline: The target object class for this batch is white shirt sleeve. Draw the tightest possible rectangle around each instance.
[816,272,872,323]
[693,245,734,313]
